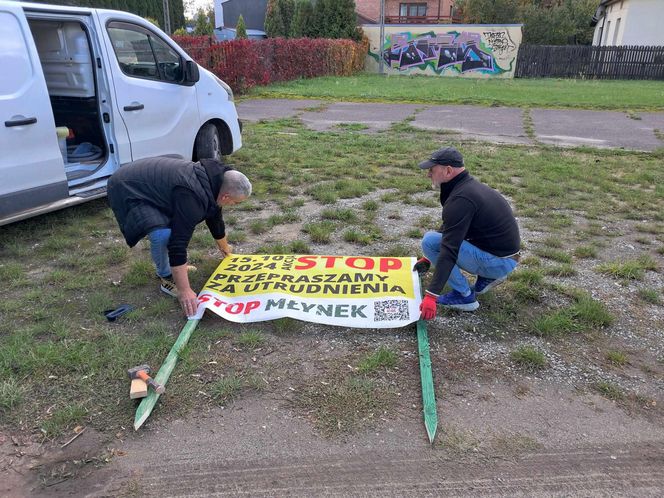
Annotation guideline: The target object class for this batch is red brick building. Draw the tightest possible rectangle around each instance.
[355,0,460,24]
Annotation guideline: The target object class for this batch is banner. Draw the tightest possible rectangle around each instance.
[194,255,422,328]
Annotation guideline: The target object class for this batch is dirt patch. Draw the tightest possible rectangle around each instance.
[0,428,112,497]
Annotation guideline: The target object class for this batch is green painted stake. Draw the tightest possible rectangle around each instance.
[134,318,200,431]
[417,318,438,443]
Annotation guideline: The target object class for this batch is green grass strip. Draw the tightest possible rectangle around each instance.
[246,75,664,111]
[134,318,201,430]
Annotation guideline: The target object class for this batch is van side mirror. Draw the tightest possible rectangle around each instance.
[184,60,200,84]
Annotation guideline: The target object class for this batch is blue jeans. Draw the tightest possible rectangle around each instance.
[421,231,517,294]
[148,228,171,278]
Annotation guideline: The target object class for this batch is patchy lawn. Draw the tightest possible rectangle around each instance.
[1,117,663,449]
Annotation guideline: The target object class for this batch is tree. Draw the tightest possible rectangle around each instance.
[312,0,360,40]
[235,14,248,39]
[265,0,360,40]
[265,0,287,37]
[34,0,187,31]
[145,16,161,28]
[311,0,330,38]
[454,0,597,45]
[332,0,361,41]
[455,0,521,24]
[520,0,596,44]
[292,0,315,37]
[279,0,296,37]
[193,7,213,35]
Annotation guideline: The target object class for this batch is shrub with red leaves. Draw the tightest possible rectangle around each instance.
[172,36,368,94]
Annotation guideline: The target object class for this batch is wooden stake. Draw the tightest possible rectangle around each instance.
[417,318,438,444]
[134,318,200,430]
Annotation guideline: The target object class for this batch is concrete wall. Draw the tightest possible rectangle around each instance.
[363,24,522,78]
[593,0,664,46]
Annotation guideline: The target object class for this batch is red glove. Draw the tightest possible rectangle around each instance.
[413,257,431,275]
[420,294,437,320]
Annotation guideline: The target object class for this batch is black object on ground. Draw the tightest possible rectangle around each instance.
[104,304,134,322]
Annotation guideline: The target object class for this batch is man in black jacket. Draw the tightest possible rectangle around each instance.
[413,146,520,319]
[108,157,252,317]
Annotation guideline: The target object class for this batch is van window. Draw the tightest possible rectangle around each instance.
[107,22,183,83]
[0,12,33,96]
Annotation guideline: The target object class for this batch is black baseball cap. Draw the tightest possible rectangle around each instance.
[418,146,464,169]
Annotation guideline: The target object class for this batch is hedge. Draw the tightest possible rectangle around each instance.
[173,36,368,93]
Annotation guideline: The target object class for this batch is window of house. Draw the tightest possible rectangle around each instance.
[613,18,621,45]
[603,20,611,45]
[399,3,427,18]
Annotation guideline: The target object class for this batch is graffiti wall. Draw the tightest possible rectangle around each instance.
[363,24,522,78]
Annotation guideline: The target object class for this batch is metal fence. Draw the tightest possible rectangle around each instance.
[515,45,664,80]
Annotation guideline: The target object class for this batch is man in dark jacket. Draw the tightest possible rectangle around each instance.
[108,157,252,317]
[413,146,520,319]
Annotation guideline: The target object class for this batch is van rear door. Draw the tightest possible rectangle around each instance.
[0,0,67,219]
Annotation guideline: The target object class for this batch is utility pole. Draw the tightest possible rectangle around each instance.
[379,0,385,74]
[162,0,171,34]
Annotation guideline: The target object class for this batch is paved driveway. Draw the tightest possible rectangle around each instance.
[237,99,664,151]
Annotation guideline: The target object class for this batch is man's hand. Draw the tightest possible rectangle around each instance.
[413,257,431,275]
[178,288,199,318]
[420,294,437,320]
[171,264,198,317]
[216,236,233,258]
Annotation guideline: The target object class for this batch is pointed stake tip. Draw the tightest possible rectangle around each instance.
[426,425,437,444]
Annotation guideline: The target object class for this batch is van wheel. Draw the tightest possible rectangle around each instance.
[195,123,222,161]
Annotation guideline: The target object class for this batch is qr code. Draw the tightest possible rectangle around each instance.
[374,299,410,322]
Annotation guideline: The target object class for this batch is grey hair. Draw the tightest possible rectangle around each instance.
[221,170,252,199]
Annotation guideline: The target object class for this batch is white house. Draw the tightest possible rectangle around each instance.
[591,0,664,46]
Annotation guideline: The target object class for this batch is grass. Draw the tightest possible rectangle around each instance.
[247,74,664,111]
[574,245,597,259]
[532,292,613,337]
[510,346,547,372]
[533,247,572,264]
[357,347,398,373]
[209,375,244,403]
[637,288,661,305]
[606,350,629,367]
[2,111,664,440]
[596,255,658,280]
[234,331,265,349]
[362,200,378,211]
[593,381,625,401]
[0,378,25,412]
[40,404,87,438]
[321,207,358,222]
[256,240,311,254]
[294,375,393,436]
[303,221,336,243]
[343,229,373,245]
[542,264,577,277]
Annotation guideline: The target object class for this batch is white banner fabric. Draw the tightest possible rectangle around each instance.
[193,254,422,328]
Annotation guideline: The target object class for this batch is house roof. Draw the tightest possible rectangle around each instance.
[356,11,377,24]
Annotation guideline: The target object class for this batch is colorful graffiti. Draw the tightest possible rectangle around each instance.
[375,31,515,76]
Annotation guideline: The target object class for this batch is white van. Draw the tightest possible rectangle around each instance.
[0,1,242,225]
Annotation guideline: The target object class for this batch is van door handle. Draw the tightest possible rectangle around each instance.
[123,104,144,111]
[5,117,37,127]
